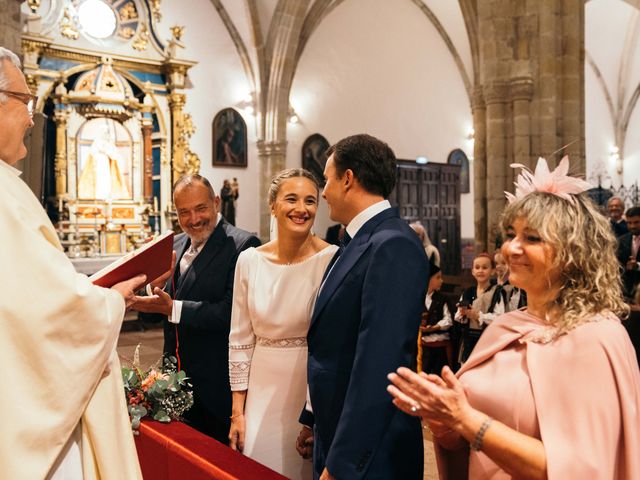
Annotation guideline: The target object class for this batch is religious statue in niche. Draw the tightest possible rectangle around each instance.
[212,108,247,167]
[302,133,330,187]
[220,178,239,225]
[447,148,470,194]
[77,118,132,199]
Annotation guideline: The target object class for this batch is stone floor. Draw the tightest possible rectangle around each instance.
[116,322,439,479]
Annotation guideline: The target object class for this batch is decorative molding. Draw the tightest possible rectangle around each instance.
[509,76,534,102]
[257,140,287,157]
[483,82,508,105]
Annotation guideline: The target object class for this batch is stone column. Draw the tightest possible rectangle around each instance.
[471,87,488,252]
[0,0,22,54]
[257,140,287,241]
[483,82,508,250]
[53,108,68,197]
[510,76,534,188]
[560,0,585,170]
[141,121,153,201]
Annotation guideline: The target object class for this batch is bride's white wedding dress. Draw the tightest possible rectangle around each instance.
[229,245,337,479]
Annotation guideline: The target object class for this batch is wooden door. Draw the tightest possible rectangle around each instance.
[391,161,461,275]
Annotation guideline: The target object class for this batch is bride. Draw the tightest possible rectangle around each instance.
[228,168,338,479]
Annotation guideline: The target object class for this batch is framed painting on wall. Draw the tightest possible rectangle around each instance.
[447,148,470,194]
[212,108,247,167]
[302,133,330,187]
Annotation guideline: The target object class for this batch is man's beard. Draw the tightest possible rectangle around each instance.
[186,220,215,246]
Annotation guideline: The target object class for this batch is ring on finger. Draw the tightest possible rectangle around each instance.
[410,403,420,413]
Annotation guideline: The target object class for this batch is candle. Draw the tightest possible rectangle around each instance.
[58,196,63,212]
[153,196,158,212]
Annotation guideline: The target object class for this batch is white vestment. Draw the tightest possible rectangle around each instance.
[0,160,142,479]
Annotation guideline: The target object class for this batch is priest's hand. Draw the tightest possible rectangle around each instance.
[295,425,313,459]
[149,251,177,290]
[112,274,147,309]
[229,414,245,452]
[130,287,173,316]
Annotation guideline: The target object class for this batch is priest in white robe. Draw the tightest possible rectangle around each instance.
[0,47,144,479]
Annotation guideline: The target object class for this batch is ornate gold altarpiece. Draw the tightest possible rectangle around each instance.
[20,0,199,258]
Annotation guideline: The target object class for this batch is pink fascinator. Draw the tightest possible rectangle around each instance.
[505,156,592,204]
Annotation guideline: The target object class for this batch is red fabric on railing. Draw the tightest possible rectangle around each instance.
[135,420,288,480]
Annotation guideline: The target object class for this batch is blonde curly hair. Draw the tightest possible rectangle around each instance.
[500,192,628,335]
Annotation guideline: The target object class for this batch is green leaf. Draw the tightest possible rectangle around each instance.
[153,410,170,422]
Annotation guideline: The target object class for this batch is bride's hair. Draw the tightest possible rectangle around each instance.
[268,168,320,206]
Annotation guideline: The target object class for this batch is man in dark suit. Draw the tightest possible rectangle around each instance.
[608,196,629,237]
[301,134,428,479]
[617,206,640,300]
[133,175,260,443]
[617,206,640,366]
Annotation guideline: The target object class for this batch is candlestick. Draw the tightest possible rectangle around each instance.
[153,196,158,213]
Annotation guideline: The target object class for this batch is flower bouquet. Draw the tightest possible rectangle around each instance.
[121,345,194,431]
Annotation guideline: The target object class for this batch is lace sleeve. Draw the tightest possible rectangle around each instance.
[228,250,255,391]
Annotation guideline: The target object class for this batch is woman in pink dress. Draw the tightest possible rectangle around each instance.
[388,157,640,479]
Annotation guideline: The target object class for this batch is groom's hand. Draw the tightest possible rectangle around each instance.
[295,425,313,459]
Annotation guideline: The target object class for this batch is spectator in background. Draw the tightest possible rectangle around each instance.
[410,221,441,267]
[608,196,629,237]
[419,262,456,375]
[617,206,640,367]
[453,253,498,366]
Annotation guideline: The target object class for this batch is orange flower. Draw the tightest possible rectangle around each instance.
[141,370,168,391]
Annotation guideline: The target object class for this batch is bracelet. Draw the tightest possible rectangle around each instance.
[230,413,243,419]
[471,417,493,451]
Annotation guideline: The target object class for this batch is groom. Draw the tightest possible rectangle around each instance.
[304,134,428,479]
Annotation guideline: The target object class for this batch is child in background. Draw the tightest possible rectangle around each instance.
[489,250,526,312]
[454,253,497,365]
[420,263,456,374]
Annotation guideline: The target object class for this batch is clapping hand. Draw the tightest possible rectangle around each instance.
[387,366,472,431]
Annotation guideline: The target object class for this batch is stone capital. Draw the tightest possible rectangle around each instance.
[257,140,287,157]
[482,82,508,105]
[509,76,534,102]
[471,87,485,110]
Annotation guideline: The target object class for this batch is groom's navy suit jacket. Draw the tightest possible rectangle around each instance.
[307,208,429,479]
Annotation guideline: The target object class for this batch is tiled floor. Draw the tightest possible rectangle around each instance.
[116,323,439,479]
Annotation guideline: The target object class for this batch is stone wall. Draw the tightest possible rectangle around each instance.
[0,1,22,54]
[465,0,585,251]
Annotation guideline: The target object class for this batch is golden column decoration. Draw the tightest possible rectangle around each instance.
[168,91,186,183]
[53,109,68,197]
[142,120,153,201]
[168,91,199,183]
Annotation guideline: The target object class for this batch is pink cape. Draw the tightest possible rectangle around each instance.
[435,310,640,479]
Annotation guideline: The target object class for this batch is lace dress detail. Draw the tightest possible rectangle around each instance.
[256,336,307,348]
